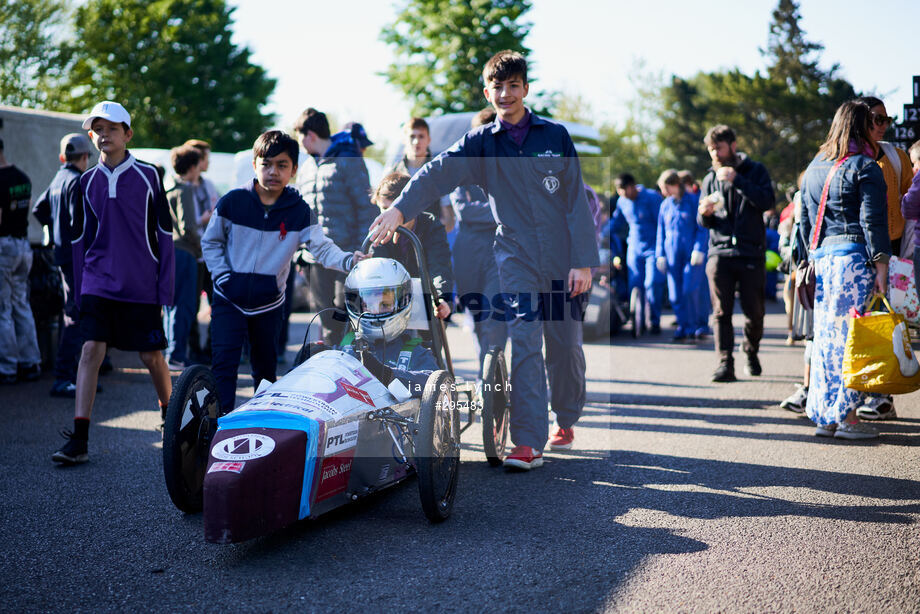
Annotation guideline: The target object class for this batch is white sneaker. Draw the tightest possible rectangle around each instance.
[834,421,879,440]
[780,385,808,413]
[855,396,897,421]
[814,423,836,437]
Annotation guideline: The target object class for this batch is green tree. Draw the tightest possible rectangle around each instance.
[758,0,857,186]
[381,0,533,116]
[62,0,275,150]
[656,0,857,193]
[0,0,74,107]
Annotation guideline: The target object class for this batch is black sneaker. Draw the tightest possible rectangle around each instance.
[744,353,762,377]
[650,324,662,335]
[0,372,17,385]
[51,430,88,465]
[712,362,736,382]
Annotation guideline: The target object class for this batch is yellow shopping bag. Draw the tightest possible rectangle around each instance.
[843,294,920,394]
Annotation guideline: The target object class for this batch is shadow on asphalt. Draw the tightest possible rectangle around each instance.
[577,400,918,447]
[189,451,920,612]
[604,392,773,410]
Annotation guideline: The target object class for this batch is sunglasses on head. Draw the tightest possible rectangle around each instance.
[872,113,895,126]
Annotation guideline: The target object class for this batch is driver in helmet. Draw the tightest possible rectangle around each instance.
[295,258,438,397]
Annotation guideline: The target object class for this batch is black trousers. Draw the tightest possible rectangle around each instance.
[706,255,765,362]
[53,263,82,382]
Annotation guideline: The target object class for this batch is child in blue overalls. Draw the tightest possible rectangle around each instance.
[609,173,665,334]
[655,170,708,342]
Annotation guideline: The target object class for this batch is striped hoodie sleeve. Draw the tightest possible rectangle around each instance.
[300,217,353,273]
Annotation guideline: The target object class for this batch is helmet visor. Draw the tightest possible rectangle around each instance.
[345,282,411,318]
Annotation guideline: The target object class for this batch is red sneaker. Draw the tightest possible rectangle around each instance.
[549,426,574,450]
[503,445,544,470]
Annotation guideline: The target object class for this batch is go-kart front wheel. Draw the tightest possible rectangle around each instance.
[163,365,220,513]
[415,370,460,522]
[480,347,510,467]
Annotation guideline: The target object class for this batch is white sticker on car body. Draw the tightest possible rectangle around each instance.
[324,422,359,455]
[211,434,276,461]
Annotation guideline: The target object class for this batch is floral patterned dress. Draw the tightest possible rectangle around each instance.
[805,244,873,426]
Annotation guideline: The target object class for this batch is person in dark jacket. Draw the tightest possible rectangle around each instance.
[371,172,453,319]
[697,124,775,383]
[294,108,377,344]
[33,134,92,396]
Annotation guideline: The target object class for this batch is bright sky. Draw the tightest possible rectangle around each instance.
[227,0,919,150]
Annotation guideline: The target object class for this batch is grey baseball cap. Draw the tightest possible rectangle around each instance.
[60,133,92,156]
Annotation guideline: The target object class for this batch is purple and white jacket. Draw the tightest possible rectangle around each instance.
[71,152,175,307]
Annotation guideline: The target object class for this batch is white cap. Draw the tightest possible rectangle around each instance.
[82,101,132,130]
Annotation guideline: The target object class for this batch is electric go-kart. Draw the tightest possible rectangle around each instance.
[162,227,510,543]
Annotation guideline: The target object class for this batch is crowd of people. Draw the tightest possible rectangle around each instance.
[1,49,917,468]
[603,95,919,441]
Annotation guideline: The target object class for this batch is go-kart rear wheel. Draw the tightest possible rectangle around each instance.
[480,347,510,467]
[163,365,219,513]
[416,370,460,522]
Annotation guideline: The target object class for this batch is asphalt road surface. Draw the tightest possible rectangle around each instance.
[1,304,918,613]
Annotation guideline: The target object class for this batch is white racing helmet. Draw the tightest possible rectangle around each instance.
[344,258,412,343]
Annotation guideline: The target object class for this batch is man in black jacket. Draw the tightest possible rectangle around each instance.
[697,125,775,382]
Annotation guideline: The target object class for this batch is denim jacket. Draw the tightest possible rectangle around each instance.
[799,152,890,263]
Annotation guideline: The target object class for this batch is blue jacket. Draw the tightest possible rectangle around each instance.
[610,186,663,257]
[799,152,890,261]
[296,138,377,253]
[33,163,82,266]
[202,181,353,316]
[656,192,708,263]
[389,112,599,279]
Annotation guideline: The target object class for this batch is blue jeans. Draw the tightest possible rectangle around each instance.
[0,237,41,375]
[163,248,197,364]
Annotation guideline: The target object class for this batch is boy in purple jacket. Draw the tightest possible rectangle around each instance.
[52,101,175,465]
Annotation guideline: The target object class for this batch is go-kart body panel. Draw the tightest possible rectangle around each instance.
[202,350,417,543]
